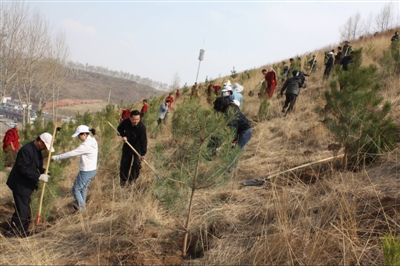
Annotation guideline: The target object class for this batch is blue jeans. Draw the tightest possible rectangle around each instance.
[72,170,96,211]
[237,128,252,149]
[231,128,253,170]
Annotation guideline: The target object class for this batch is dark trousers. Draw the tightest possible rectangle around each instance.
[283,93,298,113]
[323,66,332,78]
[10,191,31,237]
[120,151,141,186]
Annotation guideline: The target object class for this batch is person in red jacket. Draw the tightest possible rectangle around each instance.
[262,68,278,99]
[165,93,174,111]
[140,99,149,118]
[119,108,132,124]
[3,124,20,167]
[266,68,278,99]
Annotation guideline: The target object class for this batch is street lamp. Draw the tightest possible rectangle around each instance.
[195,49,205,85]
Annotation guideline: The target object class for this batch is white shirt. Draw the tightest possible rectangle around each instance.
[52,135,98,171]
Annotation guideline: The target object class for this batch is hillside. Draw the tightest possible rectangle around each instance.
[0,28,400,265]
[59,69,165,104]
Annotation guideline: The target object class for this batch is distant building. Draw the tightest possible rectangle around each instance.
[2,96,11,104]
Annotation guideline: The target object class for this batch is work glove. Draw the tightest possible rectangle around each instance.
[39,174,49,183]
[51,156,58,161]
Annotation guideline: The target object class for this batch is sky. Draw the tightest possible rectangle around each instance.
[14,0,400,88]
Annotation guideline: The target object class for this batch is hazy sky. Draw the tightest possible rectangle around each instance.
[22,0,399,87]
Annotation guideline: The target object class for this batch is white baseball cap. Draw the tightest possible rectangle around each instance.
[222,85,233,91]
[39,132,55,152]
[72,125,90,137]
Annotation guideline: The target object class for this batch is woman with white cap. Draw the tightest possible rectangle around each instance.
[222,84,243,108]
[52,125,98,211]
[213,96,252,171]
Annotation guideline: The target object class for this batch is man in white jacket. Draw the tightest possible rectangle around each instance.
[52,125,98,211]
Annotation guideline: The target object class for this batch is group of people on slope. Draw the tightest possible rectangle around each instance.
[5,125,99,237]
[322,40,355,78]
[4,114,150,238]
[4,103,155,238]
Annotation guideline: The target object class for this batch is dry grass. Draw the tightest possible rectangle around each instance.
[56,102,110,117]
[1,29,400,265]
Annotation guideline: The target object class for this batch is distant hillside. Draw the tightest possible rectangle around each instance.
[59,70,165,104]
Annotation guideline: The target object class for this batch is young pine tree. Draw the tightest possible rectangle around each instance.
[382,233,400,266]
[258,97,270,121]
[316,49,397,168]
[153,99,238,257]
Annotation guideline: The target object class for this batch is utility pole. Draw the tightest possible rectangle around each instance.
[108,88,112,104]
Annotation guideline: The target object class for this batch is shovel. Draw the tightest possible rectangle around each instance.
[242,154,343,186]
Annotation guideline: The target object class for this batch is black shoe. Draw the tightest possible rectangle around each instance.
[282,108,286,113]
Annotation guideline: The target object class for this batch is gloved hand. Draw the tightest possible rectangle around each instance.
[39,174,49,183]
[51,156,58,161]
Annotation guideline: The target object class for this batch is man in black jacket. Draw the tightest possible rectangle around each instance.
[323,52,334,78]
[279,71,304,114]
[117,110,148,186]
[391,31,399,42]
[340,51,355,71]
[6,133,52,237]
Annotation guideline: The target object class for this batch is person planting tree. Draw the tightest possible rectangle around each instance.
[51,125,98,212]
[213,95,252,171]
[140,99,149,118]
[279,70,305,114]
[5,132,53,237]
[117,110,147,186]
[157,99,170,125]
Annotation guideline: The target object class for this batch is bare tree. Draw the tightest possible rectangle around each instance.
[339,12,362,41]
[16,9,52,125]
[0,2,70,125]
[0,2,28,104]
[360,12,374,36]
[169,72,181,92]
[374,3,394,32]
[45,29,69,122]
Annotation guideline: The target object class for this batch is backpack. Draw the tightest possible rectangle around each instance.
[324,51,331,64]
